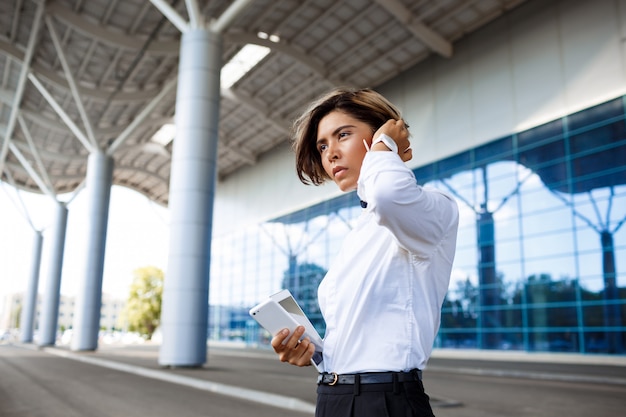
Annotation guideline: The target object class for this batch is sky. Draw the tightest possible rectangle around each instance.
[0,184,170,307]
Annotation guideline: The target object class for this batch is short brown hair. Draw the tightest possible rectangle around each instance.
[292,88,404,185]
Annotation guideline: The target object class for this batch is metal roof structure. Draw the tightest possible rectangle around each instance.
[0,0,527,207]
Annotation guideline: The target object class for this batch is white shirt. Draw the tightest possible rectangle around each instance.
[317,151,459,374]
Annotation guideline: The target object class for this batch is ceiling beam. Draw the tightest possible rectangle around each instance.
[107,76,178,155]
[0,0,45,179]
[18,114,55,193]
[28,73,95,153]
[114,166,169,187]
[210,0,255,33]
[9,142,55,198]
[46,15,98,149]
[225,31,344,85]
[373,0,453,58]
[185,0,204,29]
[0,168,37,231]
[0,44,171,103]
[221,88,290,136]
[12,140,79,163]
[222,142,256,166]
[16,108,83,135]
[149,0,190,33]
[4,161,86,189]
[48,1,180,52]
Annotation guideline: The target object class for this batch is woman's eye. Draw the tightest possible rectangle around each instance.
[338,132,350,139]
[318,144,328,153]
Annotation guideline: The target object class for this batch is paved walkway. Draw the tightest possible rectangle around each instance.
[45,342,319,413]
[2,340,625,417]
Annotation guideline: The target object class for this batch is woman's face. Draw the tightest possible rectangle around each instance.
[316,110,372,192]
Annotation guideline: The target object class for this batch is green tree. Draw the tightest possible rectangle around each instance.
[120,266,163,340]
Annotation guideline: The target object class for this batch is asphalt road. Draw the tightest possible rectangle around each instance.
[1,342,624,417]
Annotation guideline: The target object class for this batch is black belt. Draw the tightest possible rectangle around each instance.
[317,369,422,385]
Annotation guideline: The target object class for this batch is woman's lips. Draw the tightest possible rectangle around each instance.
[332,166,347,178]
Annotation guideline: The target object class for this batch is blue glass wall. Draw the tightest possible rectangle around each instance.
[210,97,626,354]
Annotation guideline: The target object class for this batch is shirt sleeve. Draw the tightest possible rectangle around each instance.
[357,151,459,258]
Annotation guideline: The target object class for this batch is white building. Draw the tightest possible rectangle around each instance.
[0,292,126,342]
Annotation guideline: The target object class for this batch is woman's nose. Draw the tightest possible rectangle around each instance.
[326,140,339,159]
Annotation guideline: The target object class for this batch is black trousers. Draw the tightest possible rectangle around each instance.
[315,379,435,417]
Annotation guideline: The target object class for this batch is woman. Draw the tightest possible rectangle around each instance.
[271,88,459,417]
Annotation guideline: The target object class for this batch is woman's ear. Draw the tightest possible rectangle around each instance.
[363,126,377,151]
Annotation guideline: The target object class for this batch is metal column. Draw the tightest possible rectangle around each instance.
[38,203,68,346]
[19,230,43,343]
[71,151,113,351]
[159,29,221,367]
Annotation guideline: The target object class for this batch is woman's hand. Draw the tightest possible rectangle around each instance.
[372,119,412,162]
[270,326,316,367]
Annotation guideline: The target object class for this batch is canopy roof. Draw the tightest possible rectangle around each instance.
[0,0,526,206]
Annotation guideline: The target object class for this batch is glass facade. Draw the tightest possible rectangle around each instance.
[209,97,626,354]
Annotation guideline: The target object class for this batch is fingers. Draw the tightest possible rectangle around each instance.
[270,326,314,367]
[270,328,291,350]
[291,337,315,366]
[401,147,413,162]
[374,119,411,157]
[383,118,409,132]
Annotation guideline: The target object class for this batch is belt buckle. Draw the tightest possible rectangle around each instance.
[328,372,338,386]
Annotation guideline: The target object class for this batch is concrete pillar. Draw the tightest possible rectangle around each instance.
[38,202,68,346]
[19,230,43,343]
[159,29,221,367]
[71,151,113,351]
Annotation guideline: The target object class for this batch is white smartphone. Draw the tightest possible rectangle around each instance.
[249,290,324,372]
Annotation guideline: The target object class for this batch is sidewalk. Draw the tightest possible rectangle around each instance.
[43,340,626,405]
[39,341,319,414]
[4,340,625,417]
[1,342,315,417]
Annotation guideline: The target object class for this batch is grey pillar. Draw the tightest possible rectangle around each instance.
[19,230,43,343]
[71,151,113,351]
[159,29,221,367]
[38,203,68,346]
